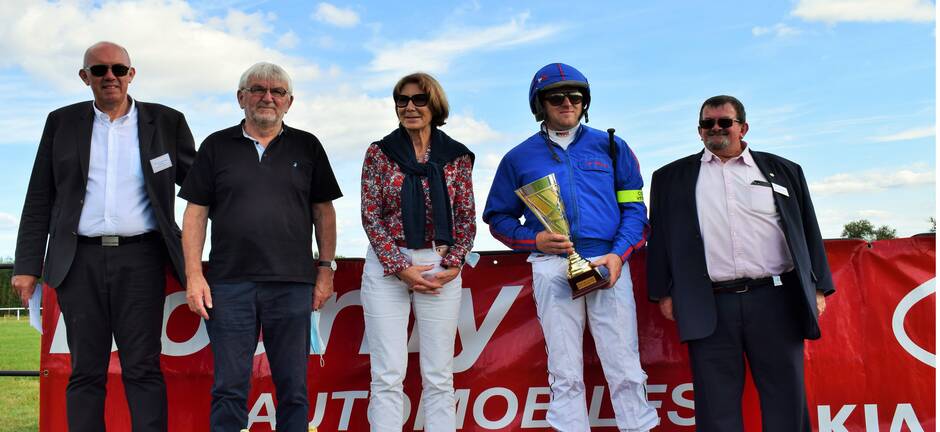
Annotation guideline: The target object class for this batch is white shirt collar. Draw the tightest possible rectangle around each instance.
[242,124,285,143]
[701,141,753,166]
[92,97,136,124]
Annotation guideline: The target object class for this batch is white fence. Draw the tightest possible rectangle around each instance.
[0,307,39,320]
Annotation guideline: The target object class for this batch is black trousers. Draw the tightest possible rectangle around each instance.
[55,237,168,432]
[204,281,313,432]
[687,280,811,432]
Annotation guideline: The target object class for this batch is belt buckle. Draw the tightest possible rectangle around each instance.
[734,285,749,294]
[101,235,120,247]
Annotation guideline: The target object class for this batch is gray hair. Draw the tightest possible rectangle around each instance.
[238,62,292,93]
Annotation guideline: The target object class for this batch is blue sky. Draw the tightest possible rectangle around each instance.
[0,0,934,260]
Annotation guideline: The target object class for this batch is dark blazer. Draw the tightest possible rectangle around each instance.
[13,100,196,288]
[647,149,835,342]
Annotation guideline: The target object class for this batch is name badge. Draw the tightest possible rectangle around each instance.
[150,153,172,173]
[771,182,789,197]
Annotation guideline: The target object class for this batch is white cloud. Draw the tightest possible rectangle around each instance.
[313,3,360,28]
[810,165,935,195]
[0,1,320,100]
[367,13,559,86]
[206,9,274,39]
[752,23,802,38]
[858,209,893,219]
[440,114,503,146]
[277,31,300,49]
[479,153,506,171]
[871,126,935,142]
[792,0,935,23]
[0,212,17,230]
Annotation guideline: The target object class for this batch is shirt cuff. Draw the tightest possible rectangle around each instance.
[441,245,469,269]
[382,258,410,277]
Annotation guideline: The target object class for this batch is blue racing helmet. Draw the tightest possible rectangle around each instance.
[528,63,591,122]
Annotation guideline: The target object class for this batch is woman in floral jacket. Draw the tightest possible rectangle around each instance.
[359,72,475,432]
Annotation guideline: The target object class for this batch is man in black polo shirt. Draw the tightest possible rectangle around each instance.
[179,62,341,432]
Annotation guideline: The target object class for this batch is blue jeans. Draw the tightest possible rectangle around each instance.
[204,281,313,432]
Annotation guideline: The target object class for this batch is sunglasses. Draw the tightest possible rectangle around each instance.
[543,91,584,106]
[85,64,131,77]
[699,118,741,129]
[242,86,290,98]
[395,93,430,108]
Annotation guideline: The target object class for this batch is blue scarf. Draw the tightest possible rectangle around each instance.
[376,126,474,249]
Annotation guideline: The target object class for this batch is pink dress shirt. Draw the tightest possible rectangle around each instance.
[695,145,793,282]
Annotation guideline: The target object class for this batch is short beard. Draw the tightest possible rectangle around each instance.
[704,130,730,152]
[249,111,279,127]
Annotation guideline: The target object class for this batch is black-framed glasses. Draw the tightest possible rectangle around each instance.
[543,91,584,106]
[699,118,740,129]
[395,93,430,108]
[242,86,290,98]
[85,64,131,77]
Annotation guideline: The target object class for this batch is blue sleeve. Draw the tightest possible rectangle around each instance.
[482,155,539,251]
[610,138,649,262]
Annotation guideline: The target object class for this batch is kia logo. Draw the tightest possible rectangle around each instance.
[892,278,935,368]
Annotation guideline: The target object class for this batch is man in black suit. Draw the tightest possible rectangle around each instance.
[11,41,195,432]
[647,95,835,431]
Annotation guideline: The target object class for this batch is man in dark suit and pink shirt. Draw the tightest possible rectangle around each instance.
[647,95,835,431]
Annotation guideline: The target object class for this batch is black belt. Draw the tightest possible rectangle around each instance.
[712,276,776,294]
[77,231,160,247]
[393,240,449,257]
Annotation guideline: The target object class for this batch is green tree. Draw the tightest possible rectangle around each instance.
[841,219,897,241]
[0,267,16,309]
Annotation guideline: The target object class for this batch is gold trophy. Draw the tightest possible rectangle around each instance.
[515,173,610,298]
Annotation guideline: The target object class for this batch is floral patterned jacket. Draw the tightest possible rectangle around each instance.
[360,142,475,275]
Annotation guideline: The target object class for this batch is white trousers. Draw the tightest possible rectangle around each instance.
[529,254,659,432]
[361,246,462,432]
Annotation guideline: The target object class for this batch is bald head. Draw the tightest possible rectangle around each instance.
[83,41,131,68]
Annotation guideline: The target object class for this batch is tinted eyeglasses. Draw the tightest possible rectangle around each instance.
[543,91,584,106]
[699,118,741,129]
[395,93,430,108]
[242,86,290,98]
[85,64,131,77]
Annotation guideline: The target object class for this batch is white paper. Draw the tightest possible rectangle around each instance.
[149,153,172,173]
[28,283,42,334]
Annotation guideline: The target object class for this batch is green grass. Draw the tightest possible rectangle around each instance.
[0,316,41,432]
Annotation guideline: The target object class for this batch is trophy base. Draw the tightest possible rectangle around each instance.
[568,269,610,299]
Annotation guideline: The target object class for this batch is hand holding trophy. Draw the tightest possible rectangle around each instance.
[515,173,610,298]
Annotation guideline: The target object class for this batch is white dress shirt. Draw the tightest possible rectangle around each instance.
[77,99,157,236]
[695,145,793,282]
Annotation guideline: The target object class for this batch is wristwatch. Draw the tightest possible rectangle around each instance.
[318,260,337,271]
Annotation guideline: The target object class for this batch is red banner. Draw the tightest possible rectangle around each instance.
[39,237,935,431]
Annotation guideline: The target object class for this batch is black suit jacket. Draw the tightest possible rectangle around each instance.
[646,149,835,342]
[13,100,196,288]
